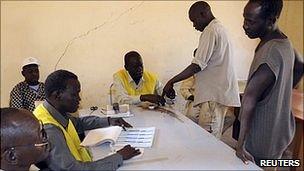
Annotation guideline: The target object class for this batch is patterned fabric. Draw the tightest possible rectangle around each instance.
[9,81,45,112]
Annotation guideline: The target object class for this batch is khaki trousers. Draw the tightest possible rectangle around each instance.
[197,101,228,139]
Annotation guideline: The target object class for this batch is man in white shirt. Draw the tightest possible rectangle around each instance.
[163,1,240,139]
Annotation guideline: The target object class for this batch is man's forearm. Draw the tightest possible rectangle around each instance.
[237,96,257,147]
[169,63,201,85]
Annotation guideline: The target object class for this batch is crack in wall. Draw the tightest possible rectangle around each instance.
[54,1,144,70]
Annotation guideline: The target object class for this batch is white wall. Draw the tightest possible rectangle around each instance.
[1,1,265,109]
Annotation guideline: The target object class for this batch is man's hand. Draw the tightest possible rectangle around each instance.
[117,145,141,160]
[187,95,194,101]
[109,118,132,128]
[236,144,255,165]
[140,94,165,106]
[162,81,176,99]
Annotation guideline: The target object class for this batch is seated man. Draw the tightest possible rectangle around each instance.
[113,51,165,105]
[9,57,45,112]
[1,107,49,171]
[34,70,140,170]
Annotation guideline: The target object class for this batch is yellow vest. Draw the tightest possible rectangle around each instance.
[116,69,157,96]
[33,104,92,162]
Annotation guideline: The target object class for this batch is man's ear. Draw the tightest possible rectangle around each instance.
[3,148,18,165]
[51,90,62,100]
[266,16,277,29]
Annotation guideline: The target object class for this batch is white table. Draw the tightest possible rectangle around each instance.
[79,106,261,170]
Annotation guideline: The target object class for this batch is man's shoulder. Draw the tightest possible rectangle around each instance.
[11,81,28,91]
[264,39,293,61]
[144,70,158,78]
[207,19,228,36]
[38,82,45,89]
[113,69,126,76]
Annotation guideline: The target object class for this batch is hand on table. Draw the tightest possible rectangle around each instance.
[109,118,132,128]
[236,144,255,165]
[117,145,141,160]
[140,94,165,106]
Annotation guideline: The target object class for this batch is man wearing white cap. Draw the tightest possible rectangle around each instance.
[9,57,45,112]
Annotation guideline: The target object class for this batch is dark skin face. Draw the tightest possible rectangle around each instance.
[22,64,40,86]
[188,8,210,32]
[243,2,269,39]
[1,109,49,171]
[125,56,144,84]
[56,79,81,114]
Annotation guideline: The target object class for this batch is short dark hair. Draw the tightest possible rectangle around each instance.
[1,107,35,151]
[249,0,283,19]
[189,1,211,14]
[45,70,78,98]
[124,51,141,65]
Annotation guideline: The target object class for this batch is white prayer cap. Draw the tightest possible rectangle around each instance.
[22,57,40,68]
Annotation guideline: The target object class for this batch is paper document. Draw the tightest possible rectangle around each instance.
[81,126,156,148]
[115,127,155,148]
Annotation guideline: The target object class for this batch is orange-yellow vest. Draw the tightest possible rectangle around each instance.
[115,69,157,96]
[33,104,92,162]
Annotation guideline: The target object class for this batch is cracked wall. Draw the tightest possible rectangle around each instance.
[2,1,302,109]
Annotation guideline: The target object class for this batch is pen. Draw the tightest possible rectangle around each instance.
[121,124,127,131]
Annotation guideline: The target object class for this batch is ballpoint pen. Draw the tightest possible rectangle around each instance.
[121,124,127,131]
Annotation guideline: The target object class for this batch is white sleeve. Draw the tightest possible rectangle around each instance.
[112,74,141,105]
[192,28,216,70]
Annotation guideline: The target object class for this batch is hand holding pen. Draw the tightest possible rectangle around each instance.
[108,117,132,130]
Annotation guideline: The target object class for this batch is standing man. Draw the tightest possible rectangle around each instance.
[236,0,296,166]
[34,70,140,170]
[9,57,45,112]
[113,51,165,105]
[163,1,240,139]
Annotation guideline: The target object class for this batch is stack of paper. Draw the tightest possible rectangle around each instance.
[115,127,156,148]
